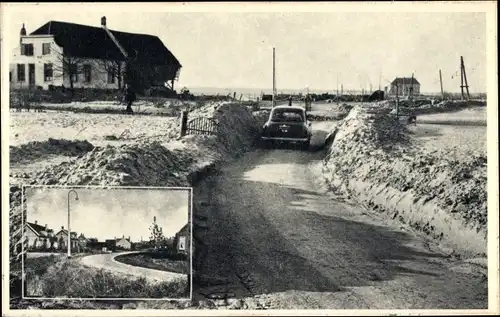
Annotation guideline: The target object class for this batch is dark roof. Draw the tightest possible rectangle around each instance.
[56,229,77,237]
[29,20,181,67]
[391,77,420,85]
[26,222,48,236]
[176,223,190,236]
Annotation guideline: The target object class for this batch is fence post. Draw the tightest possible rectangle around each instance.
[179,110,188,137]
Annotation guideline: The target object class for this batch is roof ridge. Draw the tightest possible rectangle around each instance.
[43,20,158,38]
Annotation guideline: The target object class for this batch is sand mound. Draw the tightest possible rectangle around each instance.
[323,105,487,257]
[10,139,95,164]
[214,103,260,151]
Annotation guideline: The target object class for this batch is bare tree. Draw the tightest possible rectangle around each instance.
[96,58,125,90]
[51,44,85,94]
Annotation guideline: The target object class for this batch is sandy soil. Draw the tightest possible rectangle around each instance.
[409,107,486,157]
[322,106,487,258]
[193,129,487,309]
[9,111,180,147]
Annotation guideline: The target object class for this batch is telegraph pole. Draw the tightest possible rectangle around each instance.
[410,73,414,100]
[460,56,470,100]
[336,75,339,106]
[439,69,444,100]
[395,83,400,118]
[272,47,277,107]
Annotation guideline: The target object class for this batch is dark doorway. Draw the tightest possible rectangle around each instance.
[28,64,35,86]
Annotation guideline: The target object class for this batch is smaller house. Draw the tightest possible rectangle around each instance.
[389,77,421,97]
[174,224,190,254]
[55,226,78,249]
[115,235,132,250]
[77,233,89,249]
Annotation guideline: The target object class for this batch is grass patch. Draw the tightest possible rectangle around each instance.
[24,256,189,298]
[115,251,189,275]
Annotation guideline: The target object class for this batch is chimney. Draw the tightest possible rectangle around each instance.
[34,220,38,225]
[128,236,131,241]
[45,224,48,230]
[101,16,107,27]
[61,226,64,230]
[20,23,26,36]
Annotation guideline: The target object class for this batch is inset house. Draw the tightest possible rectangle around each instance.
[55,226,78,250]
[77,233,89,250]
[25,221,56,250]
[174,224,190,254]
[9,17,182,93]
[115,235,132,250]
[389,77,421,97]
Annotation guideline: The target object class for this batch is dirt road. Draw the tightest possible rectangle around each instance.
[80,251,187,283]
[194,121,488,309]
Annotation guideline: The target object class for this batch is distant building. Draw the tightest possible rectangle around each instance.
[389,77,421,96]
[77,233,89,249]
[55,226,78,250]
[115,235,132,250]
[174,224,190,254]
[9,17,182,92]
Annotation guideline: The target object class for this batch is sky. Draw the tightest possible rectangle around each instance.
[2,3,489,93]
[26,187,190,242]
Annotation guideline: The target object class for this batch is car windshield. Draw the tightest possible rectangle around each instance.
[270,108,305,122]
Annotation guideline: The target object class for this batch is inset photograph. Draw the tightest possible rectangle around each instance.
[22,185,192,300]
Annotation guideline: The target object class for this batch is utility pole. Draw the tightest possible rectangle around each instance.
[439,69,444,100]
[378,73,381,91]
[460,56,470,100]
[460,57,464,100]
[272,47,276,107]
[336,75,339,106]
[396,83,400,118]
[410,73,414,100]
[341,84,343,95]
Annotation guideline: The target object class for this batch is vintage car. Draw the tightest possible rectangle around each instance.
[260,105,312,150]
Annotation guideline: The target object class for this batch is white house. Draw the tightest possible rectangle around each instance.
[115,236,132,250]
[9,17,182,92]
[389,77,421,97]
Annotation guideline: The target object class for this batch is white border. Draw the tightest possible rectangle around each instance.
[20,185,193,302]
[1,1,498,316]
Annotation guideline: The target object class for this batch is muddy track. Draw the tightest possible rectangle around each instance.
[191,122,487,309]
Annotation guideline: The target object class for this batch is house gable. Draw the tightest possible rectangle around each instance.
[391,77,420,86]
[25,224,41,237]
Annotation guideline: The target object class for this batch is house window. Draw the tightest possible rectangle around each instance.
[17,64,26,82]
[107,68,115,84]
[42,43,51,55]
[9,71,12,82]
[83,64,91,82]
[21,43,34,56]
[69,64,78,82]
[44,63,53,81]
